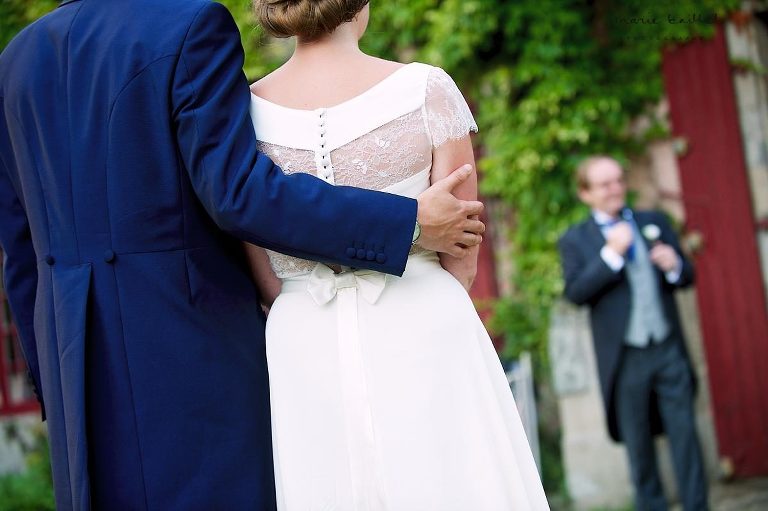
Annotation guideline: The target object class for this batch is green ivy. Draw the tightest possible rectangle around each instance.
[474,0,737,364]
[224,0,731,366]
[359,0,738,366]
[0,427,55,511]
[196,0,733,367]
[0,0,58,50]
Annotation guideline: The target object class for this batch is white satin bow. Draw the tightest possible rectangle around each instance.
[306,264,388,306]
[295,263,390,508]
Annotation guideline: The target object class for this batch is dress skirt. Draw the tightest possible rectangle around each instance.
[265,252,550,511]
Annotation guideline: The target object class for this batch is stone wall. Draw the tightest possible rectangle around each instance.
[0,414,40,475]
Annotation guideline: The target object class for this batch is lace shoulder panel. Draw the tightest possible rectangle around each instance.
[424,67,479,148]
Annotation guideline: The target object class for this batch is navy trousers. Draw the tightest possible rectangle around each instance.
[615,339,708,511]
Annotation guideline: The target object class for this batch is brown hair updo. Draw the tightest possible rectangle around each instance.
[254,0,370,42]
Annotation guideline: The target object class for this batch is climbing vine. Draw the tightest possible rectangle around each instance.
[361,0,739,364]
[224,0,740,363]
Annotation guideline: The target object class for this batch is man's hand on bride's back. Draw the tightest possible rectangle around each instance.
[416,164,485,258]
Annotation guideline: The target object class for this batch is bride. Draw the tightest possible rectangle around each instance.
[245,1,550,509]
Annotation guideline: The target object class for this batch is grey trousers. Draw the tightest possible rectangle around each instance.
[615,339,708,511]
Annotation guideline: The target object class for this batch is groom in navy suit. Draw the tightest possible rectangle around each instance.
[558,156,707,511]
[0,0,484,509]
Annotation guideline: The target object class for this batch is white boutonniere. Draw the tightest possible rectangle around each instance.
[642,224,661,244]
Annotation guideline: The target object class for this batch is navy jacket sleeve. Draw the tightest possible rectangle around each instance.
[0,113,44,418]
[558,228,623,306]
[172,2,416,276]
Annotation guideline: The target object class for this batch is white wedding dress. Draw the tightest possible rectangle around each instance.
[250,62,549,511]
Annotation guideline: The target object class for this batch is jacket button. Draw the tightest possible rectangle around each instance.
[366,250,376,261]
[376,253,387,264]
[45,255,55,266]
[103,250,116,263]
[346,247,357,258]
[356,249,366,259]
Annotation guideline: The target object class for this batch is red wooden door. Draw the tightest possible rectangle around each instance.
[0,250,40,416]
[662,24,768,476]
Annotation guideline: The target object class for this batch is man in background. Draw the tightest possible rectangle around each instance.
[557,156,707,511]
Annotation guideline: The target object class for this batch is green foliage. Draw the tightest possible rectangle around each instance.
[538,420,566,497]
[0,0,281,79]
[487,0,734,363]
[0,428,55,511]
[291,0,728,365]
[359,0,739,365]
[0,0,58,51]
[217,0,293,80]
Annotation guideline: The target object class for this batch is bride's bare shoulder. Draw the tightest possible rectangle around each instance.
[249,68,284,98]
[366,56,407,74]
[248,57,412,104]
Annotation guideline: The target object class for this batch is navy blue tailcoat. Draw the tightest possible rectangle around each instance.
[0,0,416,508]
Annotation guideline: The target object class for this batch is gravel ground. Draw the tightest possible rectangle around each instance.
[671,477,768,511]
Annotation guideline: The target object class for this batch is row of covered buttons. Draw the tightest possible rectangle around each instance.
[315,108,334,184]
[346,247,387,264]
[44,250,116,266]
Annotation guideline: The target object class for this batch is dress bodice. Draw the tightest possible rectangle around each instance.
[250,62,477,278]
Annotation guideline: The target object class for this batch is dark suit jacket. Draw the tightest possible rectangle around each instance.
[0,0,417,509]
[558,209,695,442]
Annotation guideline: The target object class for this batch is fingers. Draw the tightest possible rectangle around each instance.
[459,232,482,247]
[462,219,485,235]
[434,164,474,191]
[444,233,483,256]
[649,245,676,270]
[461,200,484,217]
[649,244,672,261]
[446,244,469,258]
[608,223,632,240]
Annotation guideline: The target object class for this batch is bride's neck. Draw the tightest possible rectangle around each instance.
[288,25,365,70]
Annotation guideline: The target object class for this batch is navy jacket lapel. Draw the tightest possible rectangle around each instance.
[632,210,654,252]
[585,216,606,251]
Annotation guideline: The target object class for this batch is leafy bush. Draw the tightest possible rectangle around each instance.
[0,427,55,511]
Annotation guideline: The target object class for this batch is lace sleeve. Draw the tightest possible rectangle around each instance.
[424,67,478,148]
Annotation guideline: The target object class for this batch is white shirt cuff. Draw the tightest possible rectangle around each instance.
[600,245,625,272]
[665,256,683,284]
